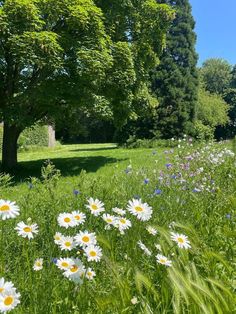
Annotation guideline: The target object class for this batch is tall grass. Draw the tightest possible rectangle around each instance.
[0,141,235,313]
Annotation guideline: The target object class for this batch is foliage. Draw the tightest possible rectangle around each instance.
[152,0,198,139]
[0,123,49,152]
[0,0,174,168]
[201,59,232,95]
[194,88,229,140]
[199,58,236,139]
[0,142,235,313]
[18,124,48,149]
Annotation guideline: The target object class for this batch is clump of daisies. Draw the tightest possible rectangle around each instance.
[0,200,20,220]
[55,258,96,283]
[170,232,191,249]
[15,220,39,239]
[127,198,152,221]
[57,211,86,228]
[74,230,102,262]
[0,278,21,312]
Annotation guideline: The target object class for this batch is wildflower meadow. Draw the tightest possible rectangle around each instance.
[0,140,235,313]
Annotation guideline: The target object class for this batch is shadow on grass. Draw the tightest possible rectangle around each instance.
[5,155,125,183]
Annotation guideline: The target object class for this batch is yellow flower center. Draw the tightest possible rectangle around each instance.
[70,265,78,273]
[4,296,14,306]
[82,236,90,243]
[61,262,69,268]
[107,218,112,223]
[23,226,32,233]
[177,237,184,243]
[36,262,41,267]
[0,287,4,293]
[54,235,61,240]
[91,204,98,210]
[120,218,126,224]
[87,272,92,276]
[75,215,81,220]
[160,259,166,264]
[64,217,71,223]
[135,206,143,212]
[0,205,10,212]
[90,251,97,257]
[65,241,71,247]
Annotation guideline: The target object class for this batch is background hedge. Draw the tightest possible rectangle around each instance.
[0,124,49,152]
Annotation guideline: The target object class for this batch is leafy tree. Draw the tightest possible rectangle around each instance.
[194,88,229,140]
[152,0,198,139]
[201,58,232,95]
[0,0,173,169]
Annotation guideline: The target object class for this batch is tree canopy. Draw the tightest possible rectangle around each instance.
[0,0,174,169]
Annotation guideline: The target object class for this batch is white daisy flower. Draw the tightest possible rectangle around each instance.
[112,207,126,216]
[102,214,116,227]
[146,226,158,236]
[85,198,105,216]
[71,211,86,226]
[63,258,85,283]
[54,232,63,245]
[85,268,96,280]
[59,236,76,251]
[57,213,76,229]
[84,245,102,262]
[15,221,39,239]
[56,258,74,271]
[116,217,132,234]
[0,289,21,312]
[137,241,152,256]
[156,254,172,267]
[127,198,153,221]
[0,278,15,295]
[170,232,191,249]
[33,258,43,271]
[0,200,20,220]
[74,230,97,248]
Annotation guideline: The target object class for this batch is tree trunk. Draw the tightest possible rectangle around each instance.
[1,123,21,170]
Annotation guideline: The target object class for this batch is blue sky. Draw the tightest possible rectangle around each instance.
[190,0,236,66]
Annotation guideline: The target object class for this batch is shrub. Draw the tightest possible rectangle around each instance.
[18,124,49,149]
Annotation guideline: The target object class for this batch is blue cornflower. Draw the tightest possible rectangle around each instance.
[144,178,150,184]
[154,189,162,195]
[226,214,231,219]
[73,189,80,196]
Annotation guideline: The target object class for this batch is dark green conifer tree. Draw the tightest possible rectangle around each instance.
[152,0,198,138]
